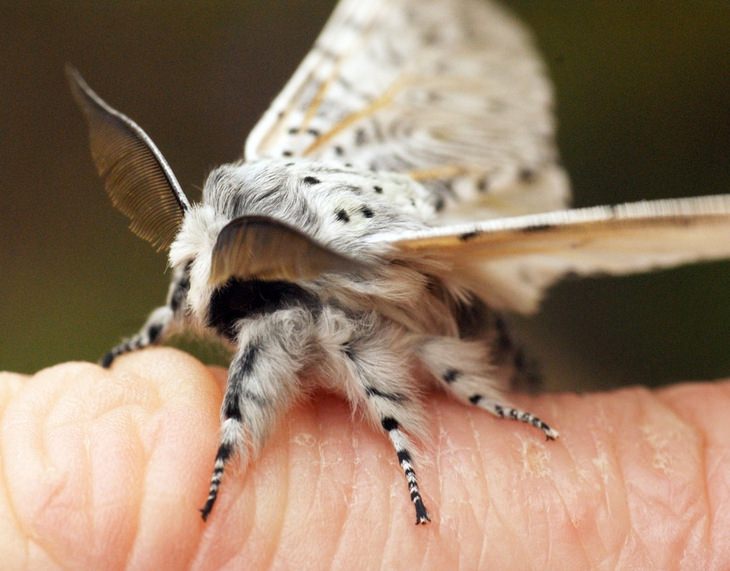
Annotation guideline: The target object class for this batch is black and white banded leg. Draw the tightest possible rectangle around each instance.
[200,309,313,521]
[101,263,190,367]
[382,417,430,524]
[339,327,430,525]
[101,305,172,367]
[469,395,558,440]
[418,337,559,441]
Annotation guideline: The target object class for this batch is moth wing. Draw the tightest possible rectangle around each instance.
[67,66,190,251]
[377,195,730,313]
[244,0,569,221]
[209,215,367,285]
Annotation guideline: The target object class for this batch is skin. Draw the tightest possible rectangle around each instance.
[1,348,728,570]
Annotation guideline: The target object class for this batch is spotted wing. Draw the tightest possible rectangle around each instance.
[67,66,190,251]
[375,195,730,313]
[244,0,568,220]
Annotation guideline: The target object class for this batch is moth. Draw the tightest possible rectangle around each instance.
[68,0,730,525]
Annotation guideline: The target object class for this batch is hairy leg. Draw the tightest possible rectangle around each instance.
[101,263,190,367]
[201,308,315,520]
[418,336,558,439]
[320,310,430,524]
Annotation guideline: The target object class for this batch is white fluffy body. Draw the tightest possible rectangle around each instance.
[73,0,730,525]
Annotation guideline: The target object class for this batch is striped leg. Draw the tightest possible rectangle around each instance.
[470,396,558,440]
[101,306,172,367]
[418,336,559,441]
[382,417,430,524]
[337,324,430,525]
[200,309,313,521]
[101,262,190,367]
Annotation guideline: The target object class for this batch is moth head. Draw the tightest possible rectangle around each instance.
[67,65,191,252]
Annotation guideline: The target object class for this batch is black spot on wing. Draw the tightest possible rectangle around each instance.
[302,176,321,185]
[360,205,374,218]
[336,209,350,223]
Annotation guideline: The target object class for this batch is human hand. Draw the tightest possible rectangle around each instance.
[1,348,728,569]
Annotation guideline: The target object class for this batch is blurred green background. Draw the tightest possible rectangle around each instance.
[1,1,728,390]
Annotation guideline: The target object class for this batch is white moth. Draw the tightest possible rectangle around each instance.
[68,0,730,525]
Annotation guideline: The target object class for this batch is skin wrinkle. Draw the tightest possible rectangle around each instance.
[456,407,487,566]
[418,402,442,570]
[122,416,151,571]
[259,413,292,571]
[323,400,356,570]
[557,399,610,568]
[187,368,227,571]
[657,388,713,568]
[467,407,489,571]
[654,395,709,568]
[40,379,96,567]
[378,422,398,571]
[630,389,704,566]
[42,403,94,567]
[546,459,591,569]
[586,435,616,567]
[613,391,657,569]
[126,400,177,568]
[329,412,363,571]
[3,359,730,567]
[319,402,348,571]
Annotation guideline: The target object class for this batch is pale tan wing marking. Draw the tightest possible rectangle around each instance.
[245,0,569,220]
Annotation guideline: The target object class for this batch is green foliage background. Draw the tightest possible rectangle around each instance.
[2,1,729,389]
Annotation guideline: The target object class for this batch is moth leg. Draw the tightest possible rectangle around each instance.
[469,396,558,441]
[381,416,431,524]
[101,263,190,367]
[338,329,430,525]
[101,305,172,367]
[200,308,314,521]
[418,337,558,440]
